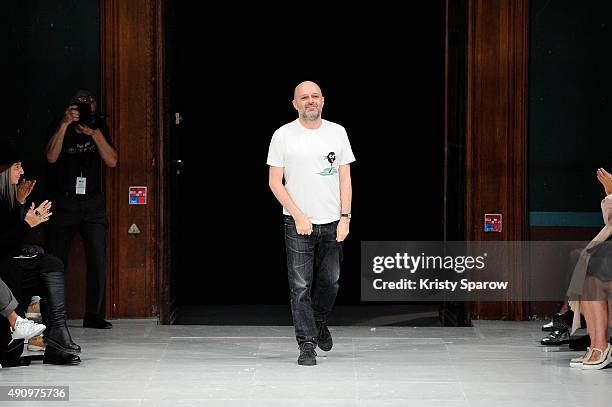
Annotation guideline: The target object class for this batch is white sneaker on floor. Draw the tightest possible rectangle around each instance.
[11,316,46,340]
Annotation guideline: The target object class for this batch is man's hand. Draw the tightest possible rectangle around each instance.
[76,124,102,139]
[16,179,36,204]
[597,168,612,195]
[76,123,118,167]
[294,213,313,235]
[61,105,79,126]
[336,217,350,242]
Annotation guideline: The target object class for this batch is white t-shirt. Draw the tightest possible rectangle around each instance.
[267,119,356,224]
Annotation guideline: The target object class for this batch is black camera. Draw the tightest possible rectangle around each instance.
[75,102,99,130]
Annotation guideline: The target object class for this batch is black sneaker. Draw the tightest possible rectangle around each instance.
[317,322,333,352]
[540,329,570,346]
[83,312,113,329]
[541,320,554,332]
[552,310,574,331]
[298,342,317,366]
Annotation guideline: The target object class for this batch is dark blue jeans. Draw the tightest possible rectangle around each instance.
[284,216,342,345]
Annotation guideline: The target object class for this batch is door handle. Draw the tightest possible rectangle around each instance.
[172,159,183,175]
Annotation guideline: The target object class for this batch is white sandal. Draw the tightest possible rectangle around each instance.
[581,344,612,370]
[570,347,592,368]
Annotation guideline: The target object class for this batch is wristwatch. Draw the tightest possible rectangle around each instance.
[341,213,351,220]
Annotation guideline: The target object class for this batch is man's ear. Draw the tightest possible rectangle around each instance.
[292,100,298,110]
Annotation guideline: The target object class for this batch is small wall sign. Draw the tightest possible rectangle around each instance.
[129,186,147,205]
[484,213,502,232]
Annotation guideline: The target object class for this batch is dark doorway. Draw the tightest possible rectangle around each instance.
[167,4,447,324]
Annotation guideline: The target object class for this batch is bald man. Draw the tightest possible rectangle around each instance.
[267,81,356,366]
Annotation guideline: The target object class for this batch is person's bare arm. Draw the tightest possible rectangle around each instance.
[268,166,312,235]
[46,105,78,163]
[336,164,352,242]
[77,125,118,167]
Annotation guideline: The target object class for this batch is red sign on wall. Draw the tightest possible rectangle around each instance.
[129,186,147,205]
[484,213,502,232]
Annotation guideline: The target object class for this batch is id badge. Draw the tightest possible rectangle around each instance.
[76,177,87,195]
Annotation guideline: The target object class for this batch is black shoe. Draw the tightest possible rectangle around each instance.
[569,334,591,351]
[298,342,317,366]
[83,312,112,329]
[541,320,554,332]
[540,329,570,346]
[1,338,24,367]
[44,326,81,355]
[6,338,24,353]
[552,310,574,331]
[43,346,81,365]
[317,322,333,352]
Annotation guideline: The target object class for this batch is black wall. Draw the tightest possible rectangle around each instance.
[6,2,447,312]
[529,0,612,224]
[171,4,446,305]
[5,1,100,201]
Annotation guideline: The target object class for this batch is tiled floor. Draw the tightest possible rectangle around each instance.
[1,320,610,406]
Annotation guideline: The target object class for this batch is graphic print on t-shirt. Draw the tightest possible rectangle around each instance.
[317,151,337,176]
[67,139,96,154]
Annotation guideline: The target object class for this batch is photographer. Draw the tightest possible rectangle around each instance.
[45,90,117,329]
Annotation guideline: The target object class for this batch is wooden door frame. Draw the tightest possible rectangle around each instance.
[100,0,528,322]
[101,0,167,320]
[464,0,529,320]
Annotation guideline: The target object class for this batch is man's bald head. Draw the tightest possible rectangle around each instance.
[292,81,325,123]
[293,81,323,100]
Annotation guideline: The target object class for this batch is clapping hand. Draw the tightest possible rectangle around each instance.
[597,168,612,196]
[16,179,36,204]
[24,200,52,228]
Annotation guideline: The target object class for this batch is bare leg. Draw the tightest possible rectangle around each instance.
[583,276,610,349]
[582,300,607,348]
[589,301,609,349]
[6,310,17,327]
[582,300,593,335]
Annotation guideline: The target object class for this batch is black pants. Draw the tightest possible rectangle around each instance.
[284,216,342,345]
[45,193,108,315]
[0,254,68,351]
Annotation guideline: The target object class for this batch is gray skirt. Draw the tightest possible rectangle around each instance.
[586,241,612,282]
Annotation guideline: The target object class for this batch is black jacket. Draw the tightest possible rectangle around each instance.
[0,198,29,258]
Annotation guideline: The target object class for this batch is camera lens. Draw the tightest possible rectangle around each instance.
[76,103,98,129]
